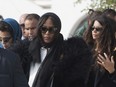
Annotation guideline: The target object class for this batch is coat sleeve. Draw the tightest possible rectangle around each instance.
[108,69,116,83]
[13,53,29,87]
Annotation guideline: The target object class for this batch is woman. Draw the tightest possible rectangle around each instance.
[0,18,31,75]
[0,18,22,49]
[27,12,92,87]
[84,15,116,87]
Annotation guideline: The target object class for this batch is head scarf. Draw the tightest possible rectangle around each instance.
[3,18,22,42]
[37,12,62,48]
[39,12,61,32]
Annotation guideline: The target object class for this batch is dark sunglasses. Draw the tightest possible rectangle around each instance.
[40,27,57,33]
[91,26,103,32]
[0,36,11,43]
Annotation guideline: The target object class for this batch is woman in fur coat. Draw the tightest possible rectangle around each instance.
[28,12,92,87]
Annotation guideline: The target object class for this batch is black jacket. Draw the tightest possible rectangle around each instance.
[86,51,116,87]
[0,48,29,87]
[8,39,32,80]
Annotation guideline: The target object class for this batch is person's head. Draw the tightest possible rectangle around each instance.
[19,13,28,39]
[87,9,102,26]
[24,13,40,41]
[84,15,116,54]
[0,18,22,49]
[0,15,4,21]
[37,12,61,45]
[19,13,28,26]
[102,8,116,21]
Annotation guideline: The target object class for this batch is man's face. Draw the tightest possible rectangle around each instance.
[24,19,39,41]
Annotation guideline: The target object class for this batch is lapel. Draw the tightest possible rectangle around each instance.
[94,67,105,87]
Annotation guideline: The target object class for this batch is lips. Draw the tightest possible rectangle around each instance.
[44,36,49,40]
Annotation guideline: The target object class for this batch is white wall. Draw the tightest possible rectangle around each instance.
[51,0,91,39]
[0,0,91,38]
[0,0,45,21]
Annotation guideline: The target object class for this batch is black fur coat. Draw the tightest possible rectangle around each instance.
[33,36,92,87]
[52,37,92,87]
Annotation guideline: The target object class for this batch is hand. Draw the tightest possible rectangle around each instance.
[97,53,115,74]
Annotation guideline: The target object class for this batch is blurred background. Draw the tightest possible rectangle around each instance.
[0,0,115,38]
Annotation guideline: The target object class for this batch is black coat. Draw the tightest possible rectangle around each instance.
[86,51,116,87]
[8,39,32,81]
[0,48,29,87]
[87,66,116,87]
[32,37,92,87]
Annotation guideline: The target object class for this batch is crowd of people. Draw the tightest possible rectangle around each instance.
[0,8,116,87]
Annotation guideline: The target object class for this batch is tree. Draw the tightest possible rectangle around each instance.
[75,0,116,11]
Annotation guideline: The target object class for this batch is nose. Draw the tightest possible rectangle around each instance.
[44,30,51,34]
[28,29,33,36]
[45,30,49,34]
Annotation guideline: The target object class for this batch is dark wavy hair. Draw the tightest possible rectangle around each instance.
[84,14,116,60]
[84,15,116,70]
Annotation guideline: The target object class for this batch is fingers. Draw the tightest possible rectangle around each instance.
[98,54,105,61]
[97,56,103,63]
[98,53,111,62]
[97,60,103,66]
[111,56,114,64]
[97,53,113,65]
[104,53,109,61]
[97,60,105,69]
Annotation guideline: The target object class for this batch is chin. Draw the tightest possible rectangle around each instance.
[92,36,97,40]
[44,41,51,44]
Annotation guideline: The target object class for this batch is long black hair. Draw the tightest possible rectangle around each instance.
[84,15,116,69]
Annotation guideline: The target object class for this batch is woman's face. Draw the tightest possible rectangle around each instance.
[0,31,13,49]
[41,18,57,44]
[92,20,103,40]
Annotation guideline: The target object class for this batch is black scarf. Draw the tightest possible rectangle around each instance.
[32,33,63,87]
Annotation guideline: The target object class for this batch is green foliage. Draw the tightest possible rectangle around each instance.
[75,0,116,11]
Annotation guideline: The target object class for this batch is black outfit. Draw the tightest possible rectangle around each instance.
[0,48,29,87]
[8,39,32,80]
[86,51,116,87]
[28,34,92,87]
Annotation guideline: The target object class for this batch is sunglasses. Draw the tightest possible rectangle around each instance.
[40,27,57,33]
[91,26,103,32]
[0,36,12,43]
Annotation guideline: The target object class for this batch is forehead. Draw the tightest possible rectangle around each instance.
[25,19,39,26]
[43,18,54,27]
[0,31,11,37]
[93,20,102,27]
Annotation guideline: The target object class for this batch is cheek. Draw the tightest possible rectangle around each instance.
[2,43,11,49]
[50,34,55,40]
[7,39,13,46]
[92,32,100,39]
[42,33,55,43]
